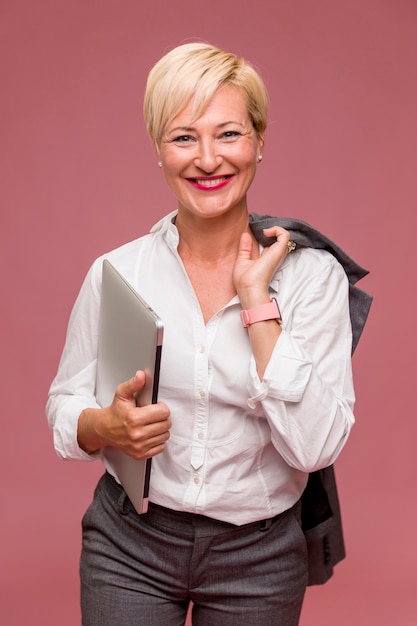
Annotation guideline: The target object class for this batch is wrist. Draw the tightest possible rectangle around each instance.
[237,287,271,311]
[240,298,282,328]
[78,407,108,454]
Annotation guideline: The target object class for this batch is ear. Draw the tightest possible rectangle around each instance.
[153,142,163,167]
[257,133,265,154]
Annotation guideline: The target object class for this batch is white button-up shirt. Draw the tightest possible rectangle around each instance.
[46,212,355,525]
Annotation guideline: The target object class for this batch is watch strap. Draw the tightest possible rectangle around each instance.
[240,298,281,328]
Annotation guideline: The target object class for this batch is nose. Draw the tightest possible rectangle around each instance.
[194,139,222,173]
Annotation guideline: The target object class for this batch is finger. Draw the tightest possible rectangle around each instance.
[122,403,171,440]
[114,370,146,403]
[262,226,291,245]
[134,403,171,427]
[126,411,171,459]
[262,227,296,258]
[146,430,171,457]
[142,427,171,451]
[131,436,170,460]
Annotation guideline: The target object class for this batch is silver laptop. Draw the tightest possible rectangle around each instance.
[95,259,163,514]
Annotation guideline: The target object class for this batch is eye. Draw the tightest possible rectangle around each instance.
[221,131,241,140]
[172,135,195,144]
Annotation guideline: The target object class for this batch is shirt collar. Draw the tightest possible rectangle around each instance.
[150,210,179,249]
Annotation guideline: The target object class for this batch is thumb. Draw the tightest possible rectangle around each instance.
[237,231,253,260]
[116,370,146,402]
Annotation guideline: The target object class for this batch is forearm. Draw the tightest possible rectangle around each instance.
[239,285,283,381]
[77,407,109,455]
[246,317,281,380]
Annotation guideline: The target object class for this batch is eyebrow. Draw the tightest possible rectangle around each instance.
[167,121,247,134]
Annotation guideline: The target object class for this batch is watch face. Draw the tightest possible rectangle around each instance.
[272,298,282,323]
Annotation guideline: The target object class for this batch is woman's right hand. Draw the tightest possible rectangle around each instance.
[77,371,171,459]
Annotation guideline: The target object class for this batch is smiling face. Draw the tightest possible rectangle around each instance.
[158,84,263,223]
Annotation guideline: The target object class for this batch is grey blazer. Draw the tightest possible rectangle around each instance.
[249,214,373,585]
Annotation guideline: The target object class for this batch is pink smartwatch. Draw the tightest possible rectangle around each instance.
[240,298,282,328]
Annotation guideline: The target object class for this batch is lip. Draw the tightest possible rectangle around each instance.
[187,175,233,191]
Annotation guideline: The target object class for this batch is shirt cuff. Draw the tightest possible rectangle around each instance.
[52,397,102,462]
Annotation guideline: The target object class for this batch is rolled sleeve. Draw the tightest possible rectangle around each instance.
[46,261,103,462]
[49,397,100,462]
[246,250,355,472]
[247,331,312,408]
[46,360,102,461]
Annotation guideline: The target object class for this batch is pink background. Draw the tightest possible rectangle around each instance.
[1,0,416,624]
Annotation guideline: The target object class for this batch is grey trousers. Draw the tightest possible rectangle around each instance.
[80,472,308,626]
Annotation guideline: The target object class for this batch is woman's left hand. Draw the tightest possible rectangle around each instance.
[233,226,292,309]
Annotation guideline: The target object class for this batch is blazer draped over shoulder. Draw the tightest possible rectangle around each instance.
[249,214,372,585]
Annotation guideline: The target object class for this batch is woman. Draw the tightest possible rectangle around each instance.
[47,42,356,625]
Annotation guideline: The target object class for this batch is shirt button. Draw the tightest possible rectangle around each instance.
[194,477,200,485]
[199,389,206,397]
[198,432,204,440]
[199,345,206,353]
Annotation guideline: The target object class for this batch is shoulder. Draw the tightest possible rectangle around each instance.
[283,247,346,283]
[103,233,153,263]
[274,247,349,308]
[88,212,177,283]
[86,234,151,284]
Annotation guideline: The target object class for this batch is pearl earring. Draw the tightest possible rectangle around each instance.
[257,155,263,163]
[158,161,163,168]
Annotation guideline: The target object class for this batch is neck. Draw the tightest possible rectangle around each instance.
[175,208,252,264]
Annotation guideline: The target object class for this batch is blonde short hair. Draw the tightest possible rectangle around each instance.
[144,42,268,149]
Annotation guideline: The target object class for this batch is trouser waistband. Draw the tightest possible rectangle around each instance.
[102,471,296,535]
